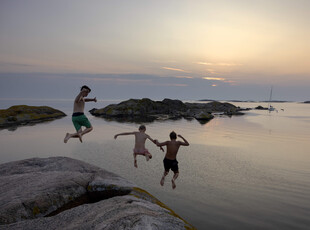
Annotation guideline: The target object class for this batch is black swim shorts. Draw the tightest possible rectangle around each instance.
[163,158,179,172]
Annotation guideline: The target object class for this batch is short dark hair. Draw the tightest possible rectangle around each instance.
[139,125,146,130]
[81,85,91,92]
[170,131,177,140]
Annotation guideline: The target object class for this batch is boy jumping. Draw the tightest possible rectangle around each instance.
[114,125,164,168]
[156,131,189,189]
[64,85,97,143]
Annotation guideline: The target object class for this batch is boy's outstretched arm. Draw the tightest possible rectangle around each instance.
[177,134,189,146]
[146,135,164,152]
[85,97,97,102]
[156,141,168,147]
[114,132,136,139]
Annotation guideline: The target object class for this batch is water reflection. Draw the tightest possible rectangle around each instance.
[93,115,212,126]
[1,101,310,229]
[0,117,66,132]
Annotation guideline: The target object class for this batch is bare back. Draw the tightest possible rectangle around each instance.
[134,132,148,150]
[165,140,182,160]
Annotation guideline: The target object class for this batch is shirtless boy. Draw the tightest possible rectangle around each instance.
[114,125,164,168]
[156,131,189,189]
[64,85,97,143]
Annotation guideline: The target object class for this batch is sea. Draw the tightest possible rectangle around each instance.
[0,98,309,230]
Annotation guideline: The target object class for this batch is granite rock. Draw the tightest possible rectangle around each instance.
[0,157,195,230]
[0,105,66,129]
[90,98,242,123]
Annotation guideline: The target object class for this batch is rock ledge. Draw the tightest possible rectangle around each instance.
[0,157,195,230]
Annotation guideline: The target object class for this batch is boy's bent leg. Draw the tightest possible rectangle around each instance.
[73,128,83,143]
[171,171,179,189]
[133,153,138,168]
[77,130,83,143]
[144,150,152,161]
[79,115,92,137]
[64,133,71,143]
[77,126,93,142]
[64,132,81,143]
[80,126,93,136]
[64,129,83,143]
[160,171,169,186]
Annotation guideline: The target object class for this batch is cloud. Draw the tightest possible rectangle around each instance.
[197,62,213,66]
[64,75,188,87]
[203,77,226,81]
[206,69,217,74]
[174,76,193,79]
[196,62,242,66]
[162,67,189,73]
[79,77,152,84]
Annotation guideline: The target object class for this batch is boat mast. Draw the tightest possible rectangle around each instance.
[268,86,273,109]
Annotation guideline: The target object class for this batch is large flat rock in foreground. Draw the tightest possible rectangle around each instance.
[0,157,195,230]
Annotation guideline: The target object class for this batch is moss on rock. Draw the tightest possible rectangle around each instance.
[0,105,66,128]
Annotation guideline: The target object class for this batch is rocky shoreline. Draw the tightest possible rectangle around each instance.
[0,105,66,129]
[0,157,195,230]
[90,98,244,124]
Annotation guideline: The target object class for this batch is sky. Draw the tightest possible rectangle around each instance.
[0,0,310,101]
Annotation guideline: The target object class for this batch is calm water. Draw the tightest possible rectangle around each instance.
[1,99,310,229]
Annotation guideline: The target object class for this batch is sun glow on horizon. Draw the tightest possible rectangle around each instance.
[0,0,309,90]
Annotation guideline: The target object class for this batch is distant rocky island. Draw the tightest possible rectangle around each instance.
[254,105,269,110]
[304,101,310,103]
[0,157,195,229]
[90,98,244,124]
[199,99,291,103]
[0,105,66,129]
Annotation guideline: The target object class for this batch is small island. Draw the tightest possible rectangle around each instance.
[304,101,310,103]
[0,157,195,229]
[254,105,269,110]
[90,98,244,124]
[0,105,66,129]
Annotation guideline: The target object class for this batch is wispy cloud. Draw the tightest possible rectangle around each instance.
[174,76,193,79]
[64,75,188,87]
[206,69,217,74]
[196,62,242,66]
[81,77,152,84]
[162,67,189,73]
[203,77,226,81]
[197,62,213,66]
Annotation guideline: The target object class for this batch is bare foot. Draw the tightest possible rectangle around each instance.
[145,153,152,161]
[77,132,83,143]
[172,179,176,189]
[134,160,138,168]
[160,176,165,186]
[64,133,70,143]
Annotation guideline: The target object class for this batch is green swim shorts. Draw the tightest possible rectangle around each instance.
[72,114,91,131]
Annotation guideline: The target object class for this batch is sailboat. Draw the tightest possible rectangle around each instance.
[268,86,277,112]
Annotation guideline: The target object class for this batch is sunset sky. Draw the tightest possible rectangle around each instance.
[0,0,309,101]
